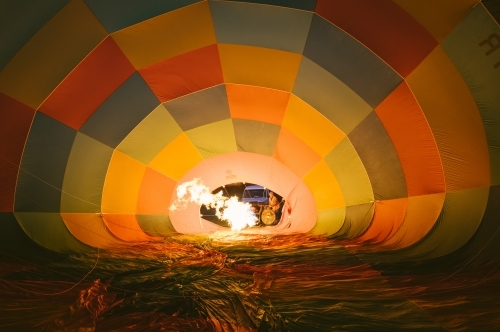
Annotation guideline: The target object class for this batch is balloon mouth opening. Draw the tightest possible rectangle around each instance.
[171,179,284,232]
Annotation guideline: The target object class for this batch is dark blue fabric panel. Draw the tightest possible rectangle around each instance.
[0,0,70,71]
[85,0,200,33]
[80,72,160,148]
[303,14,402,108]
[225,0,317,11]
[15,112,76,212]
[164,85,230,131]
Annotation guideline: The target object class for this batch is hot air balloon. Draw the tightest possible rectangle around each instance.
[1,0,499,330]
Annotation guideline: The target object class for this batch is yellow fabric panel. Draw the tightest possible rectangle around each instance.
[102,151,147,213]
[407,46,490,191]
[111,2,216,69]
[282,94,345,157]
[61,213,123,248]
[218,44,302,91]
[303,160,345,210]
[116,104,183,164]
[0,0,107,109]
[149,133,203,180]
[185,119,238,159]
[381,193,445,249]
[393,0,478,42]
[310,207,346,236]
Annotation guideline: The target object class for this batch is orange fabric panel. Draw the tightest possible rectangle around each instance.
[38,37,135,130]
[315,0,437,77]
[61,213,124,248]
[354,198,408,245]
[226,84,289,125]
[380,193,445,249]
[0,93,35,211]
[139,44,224,102]
[273,128,321,178]
[407,46,490,191]
[136,167,176,214]
[375,82,445,196]
[102,214,154,242]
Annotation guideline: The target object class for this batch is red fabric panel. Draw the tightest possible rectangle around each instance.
[315,0,437,77]
[0,93,35,211]
[273,128,321,178]
[38,37,136,130]
[139,44,224,102]
[375,82,445,196]
[136,167,176,214]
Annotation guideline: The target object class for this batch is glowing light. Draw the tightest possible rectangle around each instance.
[170,178,257,231]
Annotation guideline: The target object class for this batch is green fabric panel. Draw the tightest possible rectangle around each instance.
[403,186,489,260]
[232,119,280,156]
[14,212,92,253]
[185,119,237,159]
[116,104,183,164]
[0,0,70,71]
[441,5,500,186]
[0,212,65,261]
[348,112,408,200]
[164,85,231,131]
[334,202,375,239]
[293,57,373,134]
[324,138,374,206]
[15,113,76,212]
[310,207,345,236]
[137,214,177,236]
[61,133,113,213]
[210,1,313,54]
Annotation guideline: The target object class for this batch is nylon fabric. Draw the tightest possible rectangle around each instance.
[61,133,113,213]
[14,212,92,253]
[316,0,437,77]
[323,138,374,206]
[148,133,203,180]
[38,37,136,130]
[218,44,302,91]
[303,14,402,108]
[348,112,408,200]
[375,82,445,196]
[406,46,490,191]
[282,94,345,157]
[441,4,500,185]
[211,0,313,54]
[15,113,76,213]
[293,57,372,134]
[302,160,345,210]
[61,213,124,248]
[111,1,216,69]
[185,119,238,159]
[101,151,147,214]
[139,44,224,103]
[0,93,34,212]
[232,119,281,156]
[226,84,289,125]
[0,0,107,109]
[116,105,183,165]
[164,85,230,131]
[311,207,346,236]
